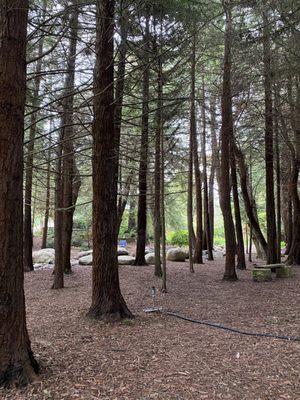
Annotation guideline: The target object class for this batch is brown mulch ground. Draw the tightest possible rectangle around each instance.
[1,259,299,400]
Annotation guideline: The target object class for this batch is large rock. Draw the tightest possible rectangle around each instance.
[145,247,154,255]
[117,247,129,256]
[118,255,135,265]
[181,248,189,259]
[79,254,93,266]
[32,248,55,264]
[145,253,155,265]
[166,248,187,262]
[78,250,93,258]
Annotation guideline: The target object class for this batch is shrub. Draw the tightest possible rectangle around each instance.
[169,230,189,247]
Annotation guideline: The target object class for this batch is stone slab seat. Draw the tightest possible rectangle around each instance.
[256,263,284,273]
[275,265,292,278]
[252,268,272,282]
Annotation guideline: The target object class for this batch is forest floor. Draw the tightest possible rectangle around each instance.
[1,258,299,400]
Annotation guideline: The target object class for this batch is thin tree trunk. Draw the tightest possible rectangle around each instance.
[117,172,132,231]
[230,141,246,269]
[161,95,167,292]
[187,30,197,274]
[208,97,217,246]
[263,11,278,264]
[219,5,237,281]
[127,196,136,232]
[23,30,45,272]
[235,145,268,256]
[249,224,253,262]
[88,0,133,321]
[52,138,64,289]
[61,5,80,274]
[0,1,39,386]
[287,79,300,265]
[190,30,203,265]
[135,10,150,266]
[153,19,163,278]
[115,0,128,159]
[42,135,51,249]
[274,84,282,262]
[200,79,213,261]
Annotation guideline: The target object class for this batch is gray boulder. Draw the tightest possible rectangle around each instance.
[79,254,93,266]
[145,253,156,265]
[117,247,129,256]
[118,255,135,265]
[166,247,187,262]
[32,248,55,264]
[78,250,93,258]
[145,247,154,255]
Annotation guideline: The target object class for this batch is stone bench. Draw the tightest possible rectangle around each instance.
[252,264,292,281]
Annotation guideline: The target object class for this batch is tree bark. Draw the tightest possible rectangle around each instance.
[208,94,218,247]
[41,135,51,249]
[61,5,80,274]
[235,145,268,257]
[219,4,237,281]
[263,11,278,264]
[52,137,64,289]
[134,9,150,266]
[187,30,197,273]
[200,79,213,261]
[88,0,133,321]
[127,196,136,232]
[23,27,45,272]
[190,30,203,265]
[274,84,282,262]
[287,79,300,265]
[230,141,246,269]
[153,19,163,278]
[0,0,39,387]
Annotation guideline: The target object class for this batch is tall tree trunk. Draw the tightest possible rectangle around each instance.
[153,20,163,278]
[135,10,150,266]
[127,196,136,232]
[219,5,237,281]
[187,30,197,274]
[235,145,268,257]
[288,79,300,265]
[274,84,282,262]
[52,138,64,289]
[115,0,128,157]
[23,31,45,272]
[282,157,293,255]
[88,0,133,321]
[208,94,218,247]
[200,79,213,261]
[0,0,39,386]
[230,141,246,269]
[61,6,80,274]
[263,11,278,264]
[190,31,203,264]
[249,224,253,262]
[41,135,51,249]
[161,93,167,292]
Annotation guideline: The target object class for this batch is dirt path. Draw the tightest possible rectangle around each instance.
[1,260,299,399]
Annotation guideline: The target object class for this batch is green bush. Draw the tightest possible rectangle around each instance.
[169,230,189,247]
